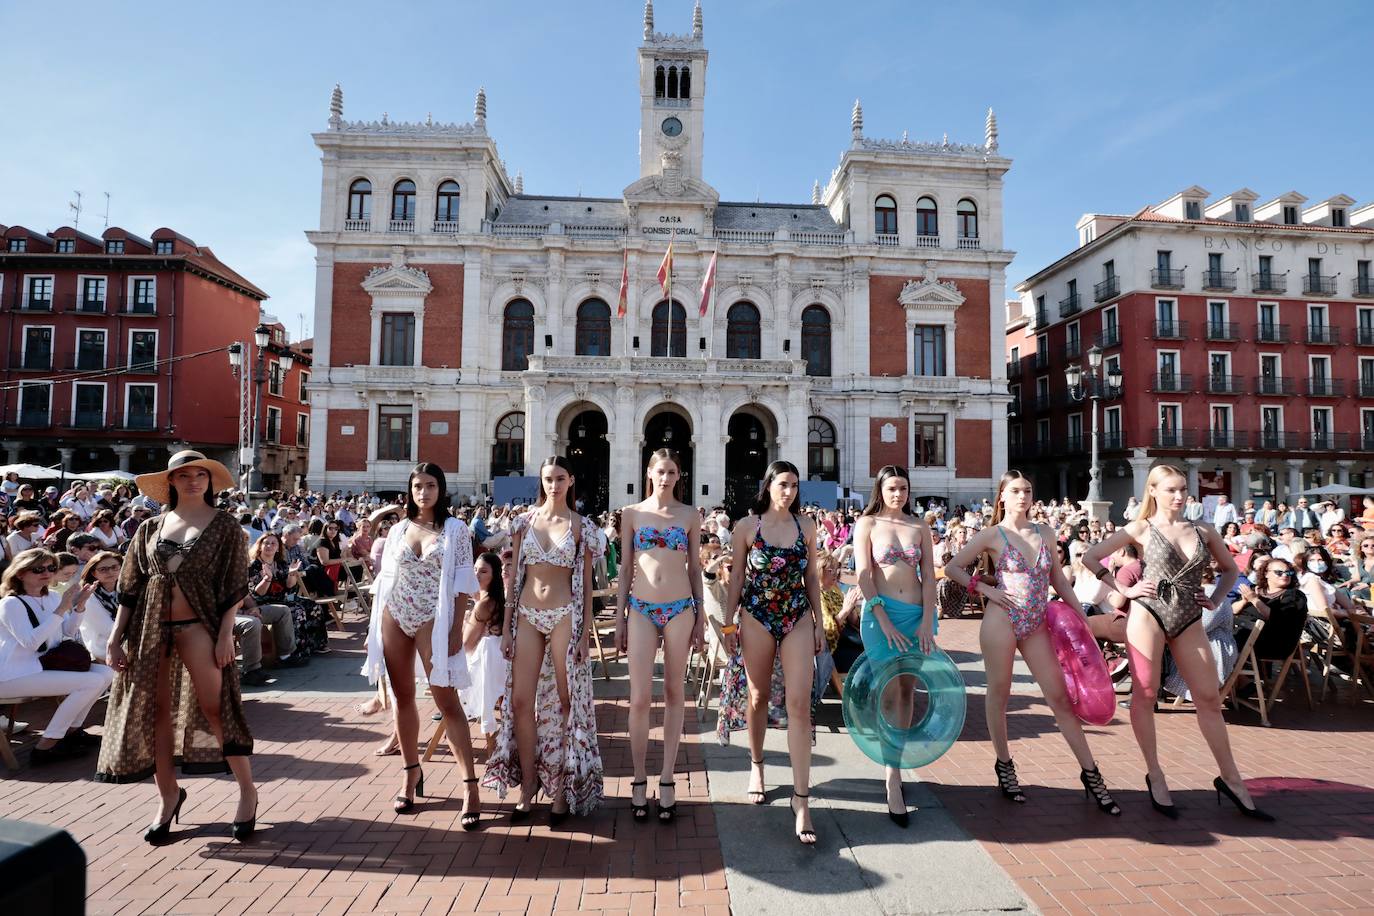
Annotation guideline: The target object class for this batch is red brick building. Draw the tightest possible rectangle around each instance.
[1009,187,1374,507]
[0,223,270,475]
[253,319,313,491]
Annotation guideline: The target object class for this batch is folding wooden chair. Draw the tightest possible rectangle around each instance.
[1314,608,1374,703]
[589,588,621,680]
[0,697,35,771]
[696,616,729,710]
[1219,621,1269,725]
[298,578,348,632]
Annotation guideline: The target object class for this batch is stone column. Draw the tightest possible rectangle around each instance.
[782,384,808,469]
[1234,458,1255,504]
[0,441,19,464]
[113,444,136,472]
[1184,457,1202,493]
[523,384,552,475]
[1285,459,1304,503]
[1337,460,1354,486]
[696,389,725,506]
[1128,451,1154,495]
[610,384,637,510]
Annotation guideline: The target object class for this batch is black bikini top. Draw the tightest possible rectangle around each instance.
[155,535,199,557]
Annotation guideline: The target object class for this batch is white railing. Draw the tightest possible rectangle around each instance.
[915,235,940,248]
[715,229,775,244]
[488,222,548,238]
[432,220,461,234]
[388,219,415,233]
[343,219,371,232]
[875,234,900,247]
[793,231,845,246]
[957,236,981,249]
[529,354,804,377]
[566,224,628,239]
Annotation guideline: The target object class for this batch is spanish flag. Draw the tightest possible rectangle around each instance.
[698,250,717,317]
[616,245,629,318]
[657,233,674,300]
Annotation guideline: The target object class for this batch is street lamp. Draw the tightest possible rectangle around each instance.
[1065,344,1122,509]
[228,324,281,494]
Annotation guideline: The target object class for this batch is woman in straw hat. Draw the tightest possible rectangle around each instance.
[95,450,260,844]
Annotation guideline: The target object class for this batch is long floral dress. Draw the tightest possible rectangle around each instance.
[96,511,251,782]
[482,514,604,815]
[248,558,330,656]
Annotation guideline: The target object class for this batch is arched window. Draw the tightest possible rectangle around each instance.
[679,65,691,100]
[391,179,416,222]
[575,298,612,356]
[917,196,938,237]
[801,305,832,376]
[347,179,371,220]
[435,180,460,223]
[491,411,525,478]
[667,65,679,99]
[651,300,687,357]
[655,66,666,98]
[874,195,898,235]
[808,416,838,481]
[501,299,535,371]
[957,198,978,238]
[725,302,761,359]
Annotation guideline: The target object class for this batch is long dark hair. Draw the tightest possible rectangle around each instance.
[477,551,505,632]
[405,462,452,521]
[1305,545,1339,584]
[537,455,576,510]
[861,465,914,517]
[750,460,801,516]
[645,448,687,502]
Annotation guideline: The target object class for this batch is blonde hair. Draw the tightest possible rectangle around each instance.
[249,531,284,563]
[1,548,58,598]
[1138,464,1188,520]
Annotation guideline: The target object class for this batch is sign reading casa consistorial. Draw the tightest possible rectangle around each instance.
[305,1,1015,513]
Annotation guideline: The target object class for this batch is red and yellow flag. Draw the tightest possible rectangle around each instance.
[698,250,717,317]
[616,245,629,318]
[656,233,674,300]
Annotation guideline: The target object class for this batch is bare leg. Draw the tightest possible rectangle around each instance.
[380,613,422,803]
[413,621,480,818]
[1018,627,1097,770]
[510,617,547,809]
[780,617,817,843]
[544,611,576,815]
[626,609,660,803]
[979,610,1018,762]
[151,649,179,825]
[1170,623,1258,807]
[174,625,256,822]
[882,673,916,814]
[657,609,696,811]
[739,612,778,800]
[1124,606,1169,802]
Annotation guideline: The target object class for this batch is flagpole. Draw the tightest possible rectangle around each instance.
[666,230,675,357]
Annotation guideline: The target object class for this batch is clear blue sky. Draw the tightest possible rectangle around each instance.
[4,1,1370,341]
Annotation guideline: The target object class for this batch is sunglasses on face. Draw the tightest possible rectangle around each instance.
[28,564,58,574]
[1269,569,1294,578]
[95,563,121,573]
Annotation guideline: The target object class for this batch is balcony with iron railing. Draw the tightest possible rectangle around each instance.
[1150,372,1192,393]
[1153,428,1199,448]
[16,296,53,312]
[119,412,159,431]
[10,350,52,371]
[1364,432,1374,451]
[1305,431,1352,452]
[1205,321,1240,341]
[1205,429,1247,449]
[1033,308,1049,330]
[1201,269,1238,291]
[13,408,53,429]
[1306,377,1345,397]
[1058,293,1081,317]
[1254,375,1295,396]
[120,353,159,375]
[1063,435,1087,454]
[1355,277,1374,298]
[61,292,109,315]
[1151,268,1185,289]
[1006,358,1021,377]
[1064,339,1081,360]
[1359,326,1374,346]
[1093,276,1120,302]
[1303,274,1337,296]
[1094,326,1121,348]
[1033,395,1054,412]
[1207,374,1245,394]
[64,409,107,430]
[1306,325,1340,345]
[1255,429,1298,451]
[65,353,107,371]
[1251,272,1286,293]
[1032,350,1049,370]
[1361,377,1374,397]
[1100,431,1126,451]
[1253,322,1290,343]
[1152,319,1187,339]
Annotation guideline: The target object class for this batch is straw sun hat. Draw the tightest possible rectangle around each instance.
[134,449,236,505]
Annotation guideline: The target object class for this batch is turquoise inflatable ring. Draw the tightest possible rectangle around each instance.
[842,646,967,769]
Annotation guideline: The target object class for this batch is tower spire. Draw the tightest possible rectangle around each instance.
[985,107,999,152]
[514,171,524,194]
[692,1,702,39]
[812,180,821,205]
[851,99,863,140]
[328,83,343,129]
[643,0,654,40]
[474,86,487,128]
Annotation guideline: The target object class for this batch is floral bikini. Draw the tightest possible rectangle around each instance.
[628,525,695,628]
[994,526,1051,640]
[743,515,810,643]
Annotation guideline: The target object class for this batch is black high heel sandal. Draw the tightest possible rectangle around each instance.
[394,763,424,814]
[549,804,570,827]
[143,788,187,845]
[993,758,1026,803]
[1214,776,1275,822]
[460,777,482,831]
[790,792,817,846]
[748,758,766,805]
[1080,765,1121,816]
[630,778,650,822]
[657,779,677,824]
[231,796,258,842]
[510,787,535,823]
[1146,773,1178,819]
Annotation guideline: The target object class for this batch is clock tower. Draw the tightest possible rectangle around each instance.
[638,1,707,181]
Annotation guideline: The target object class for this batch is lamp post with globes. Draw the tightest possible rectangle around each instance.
[1065,344,1122,519]
[228,323,294,494]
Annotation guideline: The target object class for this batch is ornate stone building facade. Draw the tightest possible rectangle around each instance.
[307,2,1013,512]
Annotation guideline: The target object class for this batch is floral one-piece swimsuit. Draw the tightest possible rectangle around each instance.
[994,526,1051,640]
[743,515,810,643]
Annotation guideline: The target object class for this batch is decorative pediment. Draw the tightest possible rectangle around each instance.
[897,262,965,317]
[362,247,433,297]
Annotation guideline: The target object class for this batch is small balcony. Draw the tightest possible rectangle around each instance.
[1150,268,1185,289]
[1201,269,1237,291]
[1359,326,1374,346]
[1205,321,1240,341]
[957,236,981,250]
[1100,431,1126,451]
[66,353,107,371]
[1152,319,1187,339]
[388,219,415,233]
[65,410,106,430]
[69,298,108,315]
[1058,293,1081,317]
[1306,325,1340,345]
[1150,372,1192,393]
[1153,428,1198,448]
[1361,378,1374,397]
[123,302,157,316]
[15,409,52,429]
[1303,274,1337,296]
[875,233,900,248]
[1064,339,1082,360]
[1094,326,1121,348]
[123,355,159,375]
[1006,358,1020,377]
[1256,430,1298,451]
[1032,351,1049,370]
[11,350,52,371]
[1251,272,1286,293]
[1364,432,1374,451]
[1253,322,1290,344]
[1093,277,1120,302]
[118,413,159,431]
[1064,435,1087,454]
[1207,374,1245,394]
[914,234,939,249]
[343,219,370,231]
[18,297,53,312]
[1306,377,1345,397]
[1254,375,1295,396]
[431,220,461,235]
[1355,277,1374,298]
[1032,308,1049,330]
[1306,431,1352,452]
[1206,429,1246,449]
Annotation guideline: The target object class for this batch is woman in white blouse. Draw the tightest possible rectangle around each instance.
[78,551,124,663]
[0,548,111,765]
[88,510,126,550]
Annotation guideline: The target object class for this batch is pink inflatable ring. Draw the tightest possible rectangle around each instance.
[1045,600,1116,726]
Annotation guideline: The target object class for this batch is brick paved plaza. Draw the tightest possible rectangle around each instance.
[4,610,1373,915]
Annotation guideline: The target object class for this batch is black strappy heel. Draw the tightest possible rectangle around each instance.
[748,758,766,805]
[630,778,650,822]
[394,763,423,813]
[1146,773,1178,819]
[460,777,482,831]
[1080,765,1121,816]
[790,792,817,846]
[1214,776,1275,822]
[143,787,187,845]
[657,779,677,824]
[993,758,1026,803]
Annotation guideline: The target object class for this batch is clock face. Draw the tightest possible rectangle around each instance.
[661,117,683,137]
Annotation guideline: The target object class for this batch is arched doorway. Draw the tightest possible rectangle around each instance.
[725,409,774,517]
[563,408,609,516]
[641,406,694,504]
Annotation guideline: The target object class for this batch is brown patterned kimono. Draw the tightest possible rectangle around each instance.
[95,510,252,782]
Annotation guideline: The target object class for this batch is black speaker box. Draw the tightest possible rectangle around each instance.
[0,819,85,914]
